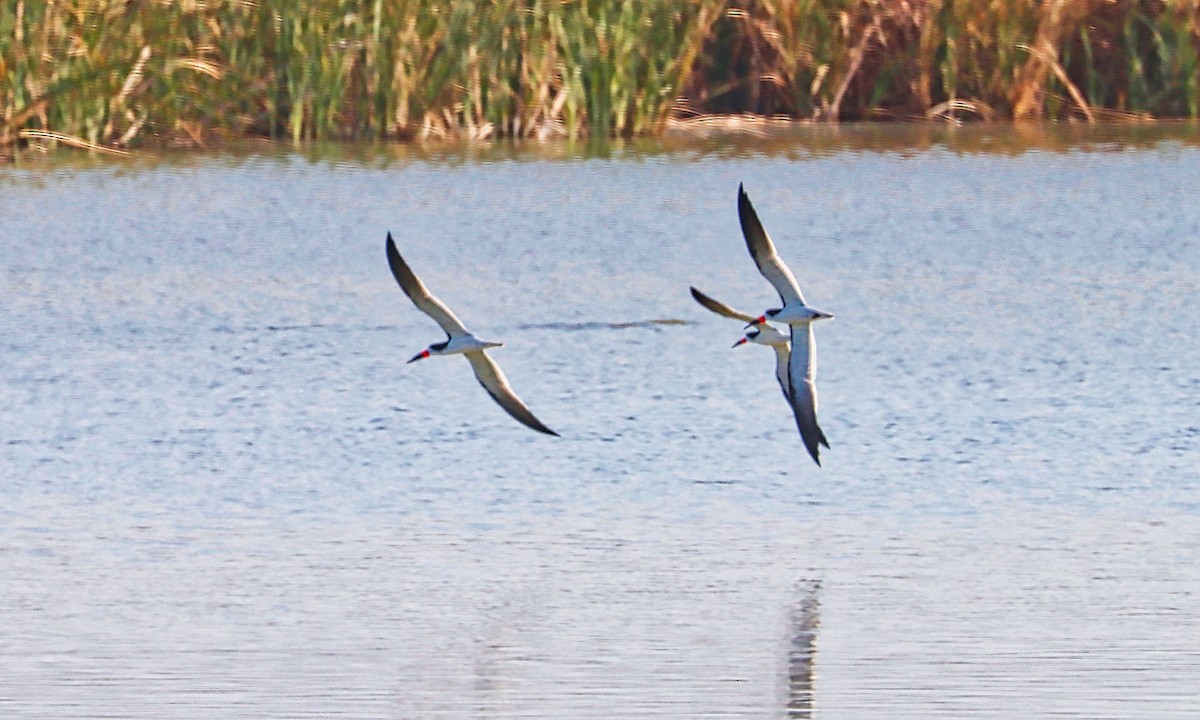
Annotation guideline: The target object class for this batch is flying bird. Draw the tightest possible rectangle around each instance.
[689,286,793,404]
[737,184,832,465]
[385,233,559,436]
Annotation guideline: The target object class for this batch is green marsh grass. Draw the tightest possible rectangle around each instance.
[3,1,1200,150]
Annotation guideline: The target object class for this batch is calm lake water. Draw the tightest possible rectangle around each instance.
[2,125,1198,718]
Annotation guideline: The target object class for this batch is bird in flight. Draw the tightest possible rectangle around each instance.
[689,286,793,404]
[385,233,559,436]
[737,185,832,465]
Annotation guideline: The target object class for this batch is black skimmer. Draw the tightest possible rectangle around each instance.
[689,286,793,403]
[386,233,559,436]
[736,185,832,465]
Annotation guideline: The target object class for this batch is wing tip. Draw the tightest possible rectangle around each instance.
[737,185,746,209]
[738,182,752,210]
[737,184,765,251]
[385,231,401,264]
[524,412,560,436]
[385,232,407,283]
[807,430,828,465]
[521,417,560,436]
[804,438,822,466]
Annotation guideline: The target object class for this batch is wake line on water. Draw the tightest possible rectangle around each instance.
[518,319,688,332]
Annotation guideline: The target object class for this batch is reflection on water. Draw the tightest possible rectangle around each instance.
[787,580,821,719]
[2,125,1199,718]
[8,121,1200,172]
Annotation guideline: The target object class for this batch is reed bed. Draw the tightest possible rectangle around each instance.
[3,1,1200,149]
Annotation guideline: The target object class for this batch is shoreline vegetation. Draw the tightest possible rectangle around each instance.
[3,1,1200,153]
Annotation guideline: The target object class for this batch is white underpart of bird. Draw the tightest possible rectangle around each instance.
[385,233,559,437]
[733,328,793,407]
[689,286,792,404]
[736,184,832,466]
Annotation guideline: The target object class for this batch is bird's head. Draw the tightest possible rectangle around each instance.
[744,310,777,328]
[409,339,451,363]
[732,329,760,348]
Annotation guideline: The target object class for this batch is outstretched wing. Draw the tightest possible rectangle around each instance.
[770,344,793,404]
[690,286,760,324]
[738,184,806,306]
[465,351,559,437]
[786,324,829,466]
[386,233,470,338]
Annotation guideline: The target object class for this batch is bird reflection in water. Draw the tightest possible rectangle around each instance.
[786,580,821,718]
